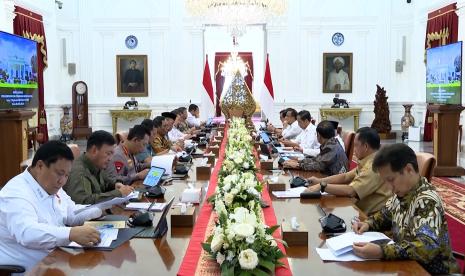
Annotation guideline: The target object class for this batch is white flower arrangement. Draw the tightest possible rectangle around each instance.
[202,118,286,275]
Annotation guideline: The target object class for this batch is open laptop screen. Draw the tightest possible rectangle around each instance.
[143,166,166,187]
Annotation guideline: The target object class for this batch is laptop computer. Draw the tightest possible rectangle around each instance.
[259,143,272,159]
[143,166,166,187]
[134,197,175,238]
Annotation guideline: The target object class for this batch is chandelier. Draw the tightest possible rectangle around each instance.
[185,0,287,37]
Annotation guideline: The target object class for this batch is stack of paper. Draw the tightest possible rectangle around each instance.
[326,231,391,256]
[151,154,176,175]
[125,202,167,212]
[74,192,139,215]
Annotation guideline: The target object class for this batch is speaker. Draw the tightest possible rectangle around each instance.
[68,63,76,75]
[61,38,67,67]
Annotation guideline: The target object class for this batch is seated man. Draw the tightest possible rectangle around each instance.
[176,106,198,135]
[305,127,391,215]
[136,118,157,166]
[65,130,133,204]
[280,110,320,157]
[152,113,182,154]
[106,124,150,185]
[352,143,459,274]
[281,108,302,139]
[284,120,347,176]
[267,109,287,135]
[187,103,205,128]
[0,141,102,271]
[169,108,192,142]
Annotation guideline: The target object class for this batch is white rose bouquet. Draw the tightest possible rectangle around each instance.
[202,207,286,275]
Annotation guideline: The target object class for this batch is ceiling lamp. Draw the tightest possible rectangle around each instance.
[185,0,287,37]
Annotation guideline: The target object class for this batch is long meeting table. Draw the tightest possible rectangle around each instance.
[30,160,429,275]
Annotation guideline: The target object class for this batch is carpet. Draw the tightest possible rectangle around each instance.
[431,177,465,270]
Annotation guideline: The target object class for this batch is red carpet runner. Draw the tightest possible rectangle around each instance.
[177,126,292,276]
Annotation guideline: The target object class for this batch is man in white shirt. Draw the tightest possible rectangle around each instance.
[281,110,320,157]
[0,141,102,272]
[281,108,302,140]
[187,104,204,128]
[168,109,192,142]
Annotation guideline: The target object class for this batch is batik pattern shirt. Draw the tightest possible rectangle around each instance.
[298,137,348,176]
[367,177,459,274]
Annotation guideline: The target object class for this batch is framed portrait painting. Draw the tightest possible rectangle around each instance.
[116,55,148,97]
[322,53,353,93]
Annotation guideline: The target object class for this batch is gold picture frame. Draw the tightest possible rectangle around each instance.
[322,53,353,93]
[116,55,148,97]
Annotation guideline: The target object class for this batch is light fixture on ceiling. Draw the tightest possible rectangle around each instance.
[185,0,287,37]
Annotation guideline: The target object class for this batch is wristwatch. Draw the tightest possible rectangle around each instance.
[320,181,327,193]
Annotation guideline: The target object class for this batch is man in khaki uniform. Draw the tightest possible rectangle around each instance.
[64,130,133,204]
[306,127,391,215]
[106,124,149,185]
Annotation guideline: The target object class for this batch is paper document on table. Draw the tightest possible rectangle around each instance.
[315,248,376,262]
[74,192,138,215]
[84,220,127,229]
[68,228,119,248]
[125,202,167,212]
[272,186,306,198]
[151,154,175,175]
[326,231,391,256]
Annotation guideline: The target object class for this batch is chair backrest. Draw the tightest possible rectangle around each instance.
[67,144,81,159]
[342,131,356,161]
[416,152,436,182]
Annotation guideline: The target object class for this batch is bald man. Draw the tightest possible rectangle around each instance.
[326,56,350,91]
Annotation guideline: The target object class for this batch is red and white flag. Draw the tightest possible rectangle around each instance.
[200,55,215,120]
[260,54,274,119]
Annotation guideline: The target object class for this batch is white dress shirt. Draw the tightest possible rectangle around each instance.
[187,112,201,128]
[282,120,302,140]
[0,169,101,271]
[292,123,320,157]
[168,127,187,143]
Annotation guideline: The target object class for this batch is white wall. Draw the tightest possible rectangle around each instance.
[3,0,464,137]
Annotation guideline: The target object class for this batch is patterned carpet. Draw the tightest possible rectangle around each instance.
[432,177,465,224]
[432,176,465,270]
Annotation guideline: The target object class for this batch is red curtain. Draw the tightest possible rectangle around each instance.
[214,52,254,116]
[423,3,458,141]
[13,6,49,143]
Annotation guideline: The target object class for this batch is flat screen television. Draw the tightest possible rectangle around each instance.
[426,41,462,105]
[0,31,38,110]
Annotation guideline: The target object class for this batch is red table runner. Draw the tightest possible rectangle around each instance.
[177,126,292,276]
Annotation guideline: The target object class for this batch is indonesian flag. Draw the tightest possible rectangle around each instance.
[200,55,215,120]
[260,54,274,119]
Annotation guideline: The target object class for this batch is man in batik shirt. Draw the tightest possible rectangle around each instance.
[283,120,348,176]
[352,143,459,274]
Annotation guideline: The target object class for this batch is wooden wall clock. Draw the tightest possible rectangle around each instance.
[72,81,92,139]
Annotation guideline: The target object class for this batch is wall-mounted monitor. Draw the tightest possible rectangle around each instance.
[426,41,462,105]
[0,31,39,110]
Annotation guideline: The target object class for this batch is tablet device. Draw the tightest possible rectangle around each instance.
[143,166,166,187]
[259,132,271,144]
